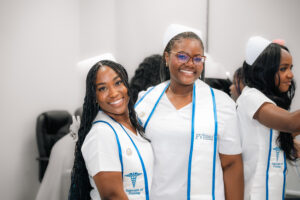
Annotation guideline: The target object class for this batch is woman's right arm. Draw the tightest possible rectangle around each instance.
[254,103,300,133]
[82,124,127,200]
[93,172,128,200]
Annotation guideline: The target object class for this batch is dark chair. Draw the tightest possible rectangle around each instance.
[36,110,72,182]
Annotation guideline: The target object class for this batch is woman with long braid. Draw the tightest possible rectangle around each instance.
[69,60,153,200]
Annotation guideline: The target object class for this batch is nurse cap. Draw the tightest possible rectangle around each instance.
[77,53,116,70]
[245,36,271,65]
[163,24,203,48]
[205,53,230,79]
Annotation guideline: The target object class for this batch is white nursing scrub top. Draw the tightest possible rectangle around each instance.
[82,118,154,200]
[139,90,241,200]
[237,86,281,199]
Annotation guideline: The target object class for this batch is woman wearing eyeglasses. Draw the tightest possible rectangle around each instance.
[135,24,243,200]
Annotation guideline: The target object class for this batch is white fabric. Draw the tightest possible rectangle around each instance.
[136,80,242,200]
[245,36,271,65]
[205,53,230,79]
[163,24,203,47]
[237,86,286,200]
[35,133,77,200]
[82,111,154,200]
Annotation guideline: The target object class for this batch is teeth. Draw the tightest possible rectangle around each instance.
[110,99,123,105]
[180,69,193,74]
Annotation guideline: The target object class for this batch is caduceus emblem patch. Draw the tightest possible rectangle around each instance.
[125,172,142,188]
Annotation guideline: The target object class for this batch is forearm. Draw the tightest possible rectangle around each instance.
[94,172,129,200]
[101,192,128,200]
[222,155,244,200]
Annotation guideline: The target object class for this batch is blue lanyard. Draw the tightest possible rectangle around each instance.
[265,129,287,200]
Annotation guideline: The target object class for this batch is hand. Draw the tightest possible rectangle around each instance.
[69,115,81,139]
[294,139,300,158]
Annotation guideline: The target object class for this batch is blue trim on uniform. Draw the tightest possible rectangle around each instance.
[187,83,196,200]
[92,120,124,174]
[134,86,156,108]
[118,124,150,200]
[282,153,287,200]
[143,83,169,130]
[266,129,273,200]
[210,88,218,200]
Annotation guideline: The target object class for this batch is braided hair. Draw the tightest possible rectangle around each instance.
[130,54,162,103]
[69,60,145,200]
[160,32,204,82]
[243,43,297,160]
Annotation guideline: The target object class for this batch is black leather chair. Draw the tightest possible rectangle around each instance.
[36,110,72,182]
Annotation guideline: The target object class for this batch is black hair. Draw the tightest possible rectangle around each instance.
[233,66,245,95]
[69,60,146,200]
[204,78,232,96]
[129,54,162,103]
[160,32,205,82]
[243,43,297,160]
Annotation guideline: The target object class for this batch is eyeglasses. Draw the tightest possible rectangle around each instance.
[171,51,206,65]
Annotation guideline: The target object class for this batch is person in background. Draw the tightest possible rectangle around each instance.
[69,60,153,200]
[135,24,243,200]
[35,115,80,200]
[237,36,300,199]
[129,54,162,103]
[229,66,245,101]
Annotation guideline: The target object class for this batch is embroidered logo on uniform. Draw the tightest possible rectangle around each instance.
[125,172,142,188]
[126,148,132,156]
[271,147,284,169]
[195,133,213,141]
[273,147,281,161]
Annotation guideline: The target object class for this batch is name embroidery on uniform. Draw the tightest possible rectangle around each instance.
[195,133,213,141]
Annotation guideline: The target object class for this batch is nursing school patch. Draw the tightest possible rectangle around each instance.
[271,147,284,169]
[125,172,144,195]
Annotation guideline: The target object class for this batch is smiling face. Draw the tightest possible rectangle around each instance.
[165,38,204,87]
[95,65,129,118]
[275,48,293,93]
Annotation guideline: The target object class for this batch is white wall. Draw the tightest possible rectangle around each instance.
[0,0,80,199]
[1,0,300,199]
[77,0,117,101]
[209,0,300,111]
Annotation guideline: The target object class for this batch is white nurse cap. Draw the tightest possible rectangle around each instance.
[163,24,203,48]
[205,53,230,79]
[77,53,116,70]
[245,36,271,65]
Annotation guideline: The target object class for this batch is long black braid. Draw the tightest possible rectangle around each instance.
[243,43,297,161]
[69,60,145,200]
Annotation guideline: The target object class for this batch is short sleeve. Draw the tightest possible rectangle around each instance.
[213,89,242,155]
[237,87,275,119]
[136,86,154,104]
[81,123,121,177]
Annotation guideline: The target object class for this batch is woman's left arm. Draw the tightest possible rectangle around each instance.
[219,153,244,200]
